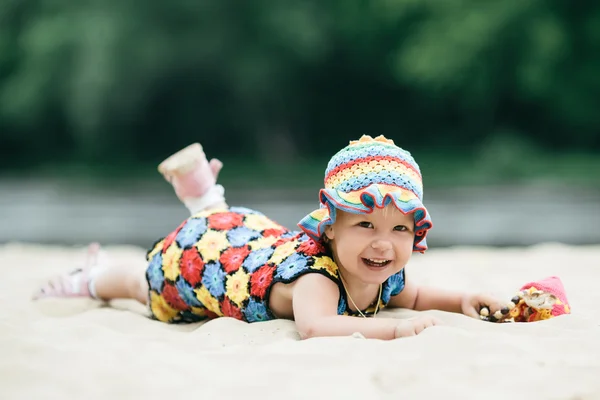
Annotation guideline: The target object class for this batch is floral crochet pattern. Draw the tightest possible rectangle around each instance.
[145,207,405,323]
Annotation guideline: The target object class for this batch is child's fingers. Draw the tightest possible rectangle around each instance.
[479,295,511,313]
[394,321,417,338]
[413,319,435,335]
[478,295,518,323]
[397,316,440,336]
[464,306,481,319]
[481,296,506,312]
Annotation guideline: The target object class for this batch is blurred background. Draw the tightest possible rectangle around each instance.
[0,0,599,249]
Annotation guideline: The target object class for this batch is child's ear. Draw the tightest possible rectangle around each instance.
[324,225,335,241]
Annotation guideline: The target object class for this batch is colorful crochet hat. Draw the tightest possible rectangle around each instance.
[297,135,433,252]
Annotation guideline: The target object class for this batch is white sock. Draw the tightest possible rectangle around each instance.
[86,267,105,300]
[88,278,98,299]
[183,184,226,215]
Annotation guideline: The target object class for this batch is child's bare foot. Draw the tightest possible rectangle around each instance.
[158,143,227,212]
[32,242,108,301]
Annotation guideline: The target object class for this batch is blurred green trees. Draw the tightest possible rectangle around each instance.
[1,0,599,170]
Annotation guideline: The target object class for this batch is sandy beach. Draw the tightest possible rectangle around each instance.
[2,242,599,400]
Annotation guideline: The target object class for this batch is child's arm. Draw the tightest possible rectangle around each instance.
[388,270,508,318]
[388,278,463,313]
[292,274,438,340]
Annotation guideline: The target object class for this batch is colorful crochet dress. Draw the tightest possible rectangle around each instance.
[144,206,406,323]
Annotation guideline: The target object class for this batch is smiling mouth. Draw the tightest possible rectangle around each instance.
[362,258,392,268]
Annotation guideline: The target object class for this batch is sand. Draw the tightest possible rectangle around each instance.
[1,242,600,400]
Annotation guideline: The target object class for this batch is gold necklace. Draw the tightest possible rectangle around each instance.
[339,272,382,318]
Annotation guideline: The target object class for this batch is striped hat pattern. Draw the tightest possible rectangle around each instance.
[297,135,433,252]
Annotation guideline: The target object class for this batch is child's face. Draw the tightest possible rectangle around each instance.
[325,205,415,285]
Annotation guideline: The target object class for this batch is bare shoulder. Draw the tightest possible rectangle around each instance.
[269,280,297,319]
[292,273,340,314]
[270,273,339,320]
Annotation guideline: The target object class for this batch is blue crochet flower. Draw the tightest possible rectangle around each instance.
[244,299,270,322]
[146,252,164,293]
[296,233,309,242]
[337,295,347,315]
[202,262,226,298]
[176,218,208,248]
[280,231,298,240]
[175,277,203,307]
[227,226,261,247]
[275,253,310,280]
[381,270,406,303]
[242,247,274,272]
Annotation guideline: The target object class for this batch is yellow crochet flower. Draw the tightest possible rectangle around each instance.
[244,214,282,232]
[150,291,180,322]
[196,229,230,262]
[146,239,164,261]
[162,243,183,281]
[248,235,278,250]
[194,286,223,316]
[312,256,338,278]
[269,240,298,265]
[226,269,250,307]
[190,306,208,318]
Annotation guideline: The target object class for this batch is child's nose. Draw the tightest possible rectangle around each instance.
[371,239,392,251]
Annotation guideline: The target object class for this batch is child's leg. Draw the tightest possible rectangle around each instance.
[33,242,149,304]
[158,142,228,214]
[34,143,226,304]
[91,261,149,304]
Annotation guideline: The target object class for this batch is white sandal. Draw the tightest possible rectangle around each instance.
[32,242,107,301]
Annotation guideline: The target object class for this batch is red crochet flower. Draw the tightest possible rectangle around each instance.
[220,246,251,274]
[161,283,189,311]
[221,297,243,320]
[297,238,326,256]
[207,212,244,231]
[263,228,287,237]
[250,264,275,299]
[179,248,205,287]
[272,238,289,248]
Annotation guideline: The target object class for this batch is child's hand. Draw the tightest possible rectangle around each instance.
[461,293,510,322]
[394,315,441,338]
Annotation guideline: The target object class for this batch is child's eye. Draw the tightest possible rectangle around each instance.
[394,225,408,231]
[358,222,373,228]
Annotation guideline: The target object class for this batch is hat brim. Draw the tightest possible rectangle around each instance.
[297,183,433,253]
